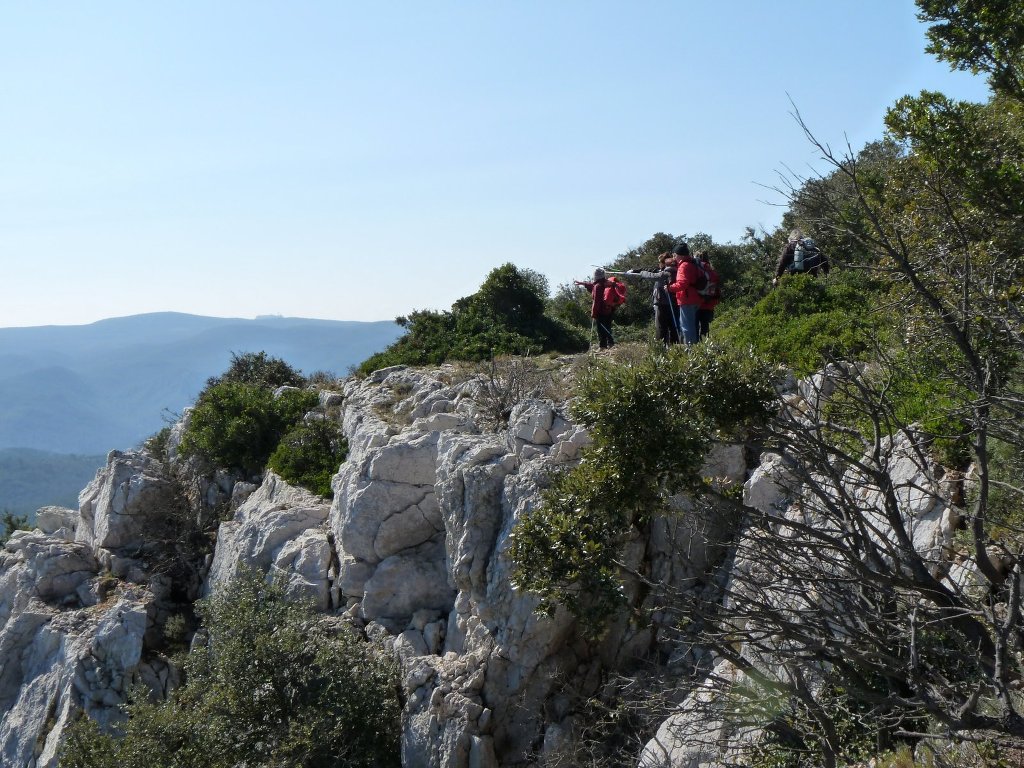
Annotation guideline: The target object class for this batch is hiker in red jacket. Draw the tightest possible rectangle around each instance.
[695,251,721,341]
[668,243,702,345]
[575,268,617,349]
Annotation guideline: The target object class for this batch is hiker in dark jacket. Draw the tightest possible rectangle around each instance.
[773,229,830,285]
[575,268,616,349]
[628,252,679,344]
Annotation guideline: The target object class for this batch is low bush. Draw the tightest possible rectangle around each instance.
[714,270,892,376]
[268,417,348,498]
[179,382,318,476]
[356,263,587,375]
[206,351,306,390]
[61,571,401,768]
[1,510,29,546]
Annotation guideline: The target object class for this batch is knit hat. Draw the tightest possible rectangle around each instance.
[593,267,606,280]
[672,243,690,257]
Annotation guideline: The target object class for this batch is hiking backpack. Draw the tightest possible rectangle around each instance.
[792,238,819,272]
[697,262,721,299]
[603,276,627,307]
[690,258,709,295]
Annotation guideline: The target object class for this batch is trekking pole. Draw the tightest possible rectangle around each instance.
[664,286,681,339]
[590,264,631,276]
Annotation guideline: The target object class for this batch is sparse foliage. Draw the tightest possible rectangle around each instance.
[205,351,306,391]
[509,341,776,624]
[473,355,555,431]
[0,510,30,545]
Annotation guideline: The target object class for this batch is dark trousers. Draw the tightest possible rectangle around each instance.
[696,308,714,341]
[655,303,679,344]
[595,313,615,348]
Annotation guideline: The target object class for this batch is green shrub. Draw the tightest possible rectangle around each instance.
[714,270,892,376]
[356,263,588,375]
[180,383,318,475]
[1,510,29,545]
[509,340,777,624]
[206,351,306,390]
[978,436,1024,542]
[142,426,172,462]
[268,417,348,498]
[60,571,401,768]
[873,346,972,467]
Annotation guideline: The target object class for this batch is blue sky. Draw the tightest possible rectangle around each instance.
[0,1,989,328]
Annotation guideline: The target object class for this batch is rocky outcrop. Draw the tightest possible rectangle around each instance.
[0,526,162,767]
[0,357,752,768]
[205,471,333,608]
[77,450,179,553]
[323,364,746,767]
[0,450,194,767]
[182,361,744,767]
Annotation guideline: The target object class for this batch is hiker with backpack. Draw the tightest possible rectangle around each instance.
[626,251,680,345]
[773,229,830,286]
[668,242,703,345]
[575,267,625,349]
[695,251,721,341]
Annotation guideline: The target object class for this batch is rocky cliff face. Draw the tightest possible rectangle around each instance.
[204,362,746,767]
[0,359,749,767]
[0,453,183,768]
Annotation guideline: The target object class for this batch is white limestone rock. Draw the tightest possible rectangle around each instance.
[701,442,747,485]
[328,362,742,767]
[3,531,98,606]
[270,529,334,608]
[368,432,439,485]
[743,452,791,515]
[34,507,78,537]
[507,398,555,445]
[339,480,437,564]
[76,450,179,553]
[549,425,592,464]
[0,525,154,768]
[204,472,331,606]
[640,661,757,768]
[361,544,455,623]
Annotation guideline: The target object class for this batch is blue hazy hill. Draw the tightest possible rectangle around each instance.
[0,312,403,454]
[0,448,107,519]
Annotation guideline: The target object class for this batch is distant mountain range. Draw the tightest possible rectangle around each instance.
[0,312,403,516]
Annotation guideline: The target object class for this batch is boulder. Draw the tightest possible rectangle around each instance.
[34,507,78,537]
[204,472,331,606]
[76,450,180,553]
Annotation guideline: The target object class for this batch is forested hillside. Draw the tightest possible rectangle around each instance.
[0,449,105,519]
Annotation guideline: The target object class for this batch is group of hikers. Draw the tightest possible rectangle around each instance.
[576,229,829,349]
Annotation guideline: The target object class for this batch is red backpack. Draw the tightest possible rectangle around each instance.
[603,276,627,307]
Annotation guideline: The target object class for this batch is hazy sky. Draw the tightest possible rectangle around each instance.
[1,1,989,328]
